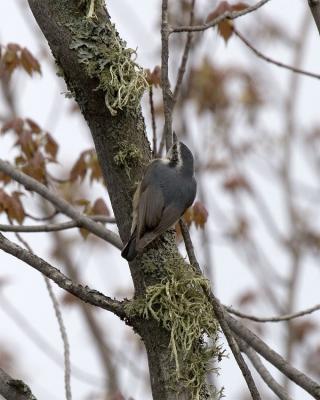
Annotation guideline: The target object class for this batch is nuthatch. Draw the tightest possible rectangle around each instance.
[121,134,197,261]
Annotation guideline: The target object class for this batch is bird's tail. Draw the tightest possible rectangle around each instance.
[121,231,138,261]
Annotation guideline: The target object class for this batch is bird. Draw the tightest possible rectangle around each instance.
[121,133,197,261]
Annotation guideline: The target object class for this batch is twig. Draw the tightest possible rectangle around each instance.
[0,216,116,233]
[308,0,320,35]
[0,368,37,400]
[0,160,122,249]
[226,313,320,399]
[172,0,196,103]
[225,303,320,322]
[179,219,201,273]
[0,232,125,317]
[281,12,310,392]
[149,86,158,157]
[159,0,196,155]
[44,278,72,400]
[179,220,261,400]
[170,0,271,33]
[25,210,59,221]
[233,27,320,80]
[49,222,120,393]
[237,337,294,400]
[0,294,104,387]
[161,0,174,150]
[10,225,72,400]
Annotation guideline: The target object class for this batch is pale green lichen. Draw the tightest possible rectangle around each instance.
[125,256,224,399]
[114,141,143,178]
[68,17,148,115]
[77,0,104,18]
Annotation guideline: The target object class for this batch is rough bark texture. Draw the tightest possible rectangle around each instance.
[26,1,191,399]
[0,368,37,400]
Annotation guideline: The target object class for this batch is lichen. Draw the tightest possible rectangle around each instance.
[77,0,104,18]
[114,141,143,178]
[125,255,224,399]
[68,17,148,115]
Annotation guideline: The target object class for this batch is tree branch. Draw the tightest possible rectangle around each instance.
[170,0,271,33]
[0,216,116,233]
[237,337,294,400]
[226,313,320,399]
[0,294,104,387]
[225,303,320,322]
[0,368,37,400]
[161,0,174,150]
[149,86,158,157]
[9,224,73,400]
[172,0,196,103]
[44,277,72,400]
[0,232,125,318]
[0,160,122,249]
[180,220,261,400]
[308,0,320,35]
[233,27,320,80]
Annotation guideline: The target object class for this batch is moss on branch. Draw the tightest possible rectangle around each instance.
[67,15,148,115]
[126,255,224,399]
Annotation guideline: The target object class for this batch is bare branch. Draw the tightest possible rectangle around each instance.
[0,232,125,318]
[226,303,320,322]
[149,86,158,157]
[161,0,174,150]
[172,0,196,103]
[226,313,320,399]
[179,220,261,400]
[49,220,120,392]
[308,0,320,35]
[25,210,59,221]
[0,368,37,400]
[44,277,72,400]
[0,294,104,387]
[170,0,271,33]
[233,27,320,80]
[0,216,116,233]
[9,223,73,400]
[237,337,294,400]
[0,160,122,249]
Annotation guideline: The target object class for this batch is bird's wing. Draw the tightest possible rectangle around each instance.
[136,183,164,239]
[136,204,182,253]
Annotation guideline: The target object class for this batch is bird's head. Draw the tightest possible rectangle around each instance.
[166,132,194,176]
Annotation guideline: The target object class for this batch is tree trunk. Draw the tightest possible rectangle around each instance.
[26,1,197,399]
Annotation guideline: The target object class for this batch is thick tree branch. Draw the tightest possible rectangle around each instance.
[308,0,320,35]
[226,313,320,399]
[233,27,320,80]
[0,368,37,400]
[226,303,320,322]
[170,0,271,33]
[0,159,122,249]
[237,337,294,400]
[0,232,125,318]
[0,216,116,233]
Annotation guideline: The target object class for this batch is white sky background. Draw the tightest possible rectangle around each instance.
[0,0,320,399]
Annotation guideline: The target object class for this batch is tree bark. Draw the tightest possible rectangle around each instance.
[0,368,37,400]
[26,1,192,399]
